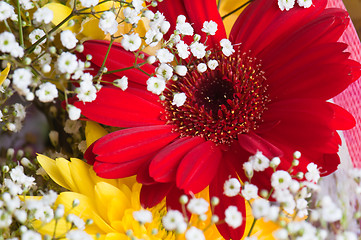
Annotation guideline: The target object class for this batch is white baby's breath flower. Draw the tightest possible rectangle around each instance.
[0,32,16,53]
[67,105,81,120]
[176,22,194,36]
[66,230,92,240]
[278,0,295,11]
[297,0,312,8]
[33,7,54,25]
[185,227,205,240]
[249,151,270,171]
[99,11,118,35]
[121,33,142,52]
[67,214,86,230]
[220,39,235,56]
[197,63,207,73]
[156,48,174,63]
[243,161,253,178]
[172,93,187,107]
[79,0,99,7]
[61,30,78,49]
[145,29,163,47]
[133,209,153,224]
[29,29,46,45]
[175,65,187,76]
[176,41,190,59]
[252,198,270,219]
[207,59,219,70]
[224,206,243,229]
[114,76,128,91]
[162,210,186,231]
[35,82,58,102]
[223,178,241,197]
[271,170,292,190]
[57,52,78,74]
[21,230,41,240]
[123,7,141,24]
[160,20,171,34]
[76,81,97,103]
[147,77,166,95]
[241,183,258,200]
[187,198,209,215]
[190,42,206,59]
[156,64,173,80]
[201,20,218,35]
[305,162,320,183]
[14,103,26,120]
[0,2,15,21]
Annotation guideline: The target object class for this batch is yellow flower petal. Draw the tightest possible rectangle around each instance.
[55,157,79,192]
[36,154,71,189]
[218,0,250,36]
[69,158,96,198]
[81,18,106,39]
[44,3,81,32]
[85,121,108,147]
[0,63,10,86]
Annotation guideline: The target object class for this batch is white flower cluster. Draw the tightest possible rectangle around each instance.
[278,0,313,11]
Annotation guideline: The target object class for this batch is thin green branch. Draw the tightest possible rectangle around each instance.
[247,218,257,237]
[217,0,221,10]
[16,0,24,47]
[221,0,253,20]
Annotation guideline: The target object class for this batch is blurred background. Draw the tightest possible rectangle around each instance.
[344,0,361,38]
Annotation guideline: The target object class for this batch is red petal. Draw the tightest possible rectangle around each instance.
[153,0,226,46]
[93,125,179,163]
[74,86,164,128]
[209,152,246,240]
[140,183,174,208]
[82,40,155,85]
[238,131,283,158]
[149,137,205,183]
[176,141,222,194]
[93,153,153,178]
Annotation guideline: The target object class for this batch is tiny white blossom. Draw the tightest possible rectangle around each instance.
[241,183,258,200]
[0,32,16,53]
[156,64,173,80]
[187,198,209,215]
[29,29,46,45]
[121,33,142,52]
[145,29,163,47]
[278,0,295,11]
[79,0,99,7]
[114,76,128,91]
[123,7,141,24]
[57,52,78,74]
[197,63,207,73]
[190,42,206,59]
[66,230,92,240]
[185,227,205,240]
[243,161,253,178]
[99,11,118,35]
[67,105,81,120]
[320,196,342,222]
[172,93,187,107]
[297,0,312,8]
[21,230,42,240]
[156,48,174,63]
[252,198,270,219]
[201,20,218,35]
[176,22,194,36]
[14,103,26,120]
[176,41,190,59]
[35,82,58,102]
[305,162,320,183]
[175,65,187,76]
[60,30,78,49]
[162,210,186,231]
[33,7,54,25]
[225,206,243,229]
[249,151,270,171]
[67,214,85,230]
[220,39,235,56]
[0,2,15,21]
[207,59,219,70]
[177,15,186,24]
[132,0,144,12]
[265,206,280,222]
[296,198,308,218]
[146,77,166,95]
[223,178,241,197]
[14,209,27,223]
[76,81,97,103]
[271,170,292,190]
[133,209,153,224]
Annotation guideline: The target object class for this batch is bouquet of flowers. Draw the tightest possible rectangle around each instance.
[1,0,361,239]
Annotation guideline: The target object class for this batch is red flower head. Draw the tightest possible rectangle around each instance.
[74,0,361,238]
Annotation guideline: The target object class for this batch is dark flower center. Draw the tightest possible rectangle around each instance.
[162,46,269,145]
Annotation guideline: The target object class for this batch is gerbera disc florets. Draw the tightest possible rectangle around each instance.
[162,45,269,145]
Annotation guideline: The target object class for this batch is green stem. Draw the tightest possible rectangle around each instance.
[105,61,148,75]
[4,20,13,34]
[25,12,75,54]
[247,218,257,237]
[16,0,24,47]
[100,37,115,70]
[217,0,221,10]
[221,0,253,20]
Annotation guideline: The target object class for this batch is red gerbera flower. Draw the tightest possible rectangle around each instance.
[75,0,361,238]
